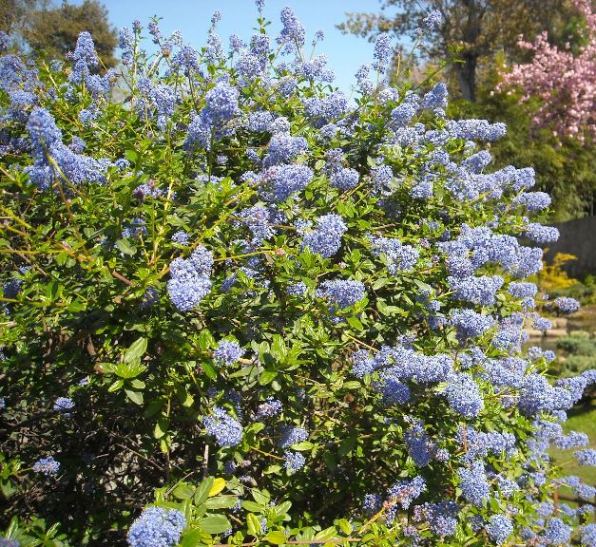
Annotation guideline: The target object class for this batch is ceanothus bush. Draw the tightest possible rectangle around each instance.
[0,3,593,546]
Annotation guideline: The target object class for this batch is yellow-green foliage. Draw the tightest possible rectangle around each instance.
[535,252,579,293]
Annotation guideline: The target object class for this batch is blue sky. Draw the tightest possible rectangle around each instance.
[73,0,388,94]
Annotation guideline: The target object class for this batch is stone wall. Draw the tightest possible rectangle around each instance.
[543,217,596,278]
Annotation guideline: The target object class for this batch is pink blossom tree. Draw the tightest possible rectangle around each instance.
[498,0,595,141]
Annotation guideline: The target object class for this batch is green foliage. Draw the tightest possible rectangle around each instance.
[552,332,596,379]
[21,0,117,66]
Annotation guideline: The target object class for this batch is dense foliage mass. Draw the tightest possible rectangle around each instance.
[0,4,595,546]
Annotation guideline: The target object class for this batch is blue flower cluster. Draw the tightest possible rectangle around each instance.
[369,236,419,274]
[284,450,305,471]
[167,246,213,312]
[214,340,243,366]
[203,407,243,448]
[486,515,513,545]
[127,507,186,547]
[278,425,308,449]
[32,456,60,476]
[53,397,75,413]
[256,397,283,419]
[330,167,360,191]
[25,107,110,189]
[302,214,347,258]
[458,460,489,506]
[316,279,366,309]
[443,373,484,417]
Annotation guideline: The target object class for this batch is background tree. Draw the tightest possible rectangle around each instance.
[339,0,581,102]
[21,0,117,66]
[497,0,595,142]
[0,0,47,45]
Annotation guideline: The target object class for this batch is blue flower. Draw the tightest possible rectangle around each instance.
[277,7,305,52]
[127,507,186,547]
[203,407,243,447]
[458,460,489,506]
[284,450,305,471]
[53,397,75,413]
[316,279,366,309]
[485,515,513,545]
[369,236,419,274]
[449,309,495,340]
[214,340,243,366]
[554,297,580,314]
[330,167,359,191]
[167,247,213,312]
[421,10,443,31]
[256,397,282,419]
[422,82,448,109]
[33,456,60,476]
[581,524,596,546]
[302,214,347,258]
[543,518,571,545]
[278,425,308,449]
[387,476,426,509]
[444,374,483,418]
[204,81,238,125]
[372,33,392,73]
[576,449,596,466]
[524,223,559,244]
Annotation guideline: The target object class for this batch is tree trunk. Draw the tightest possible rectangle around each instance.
[455,54,478,102]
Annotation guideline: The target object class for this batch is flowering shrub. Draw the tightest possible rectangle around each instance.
[1,3,595,546]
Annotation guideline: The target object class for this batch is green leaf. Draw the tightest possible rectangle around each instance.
[291,441,314,451]
[179,528,204,547]
[336,519,352,535]
[153,417,168,439]
[124,337,148,363]
[197,329,215,351]
[258,369,277,385]
[264,531,287,545]
[194,477,214,505]
[125,389,144,405]
[247,513,261,536]
[339,436,356,457]
[263,464,281,475]
[347,316,363,330]
[272,500,292,517]
[108,379,124,392]
[252,489,270,505]
[241,500,263,513]
[208,477,226,496]
[198,514,231,534]
[172,483,195,500]
[124,149,138,163]
[201,361,217,381]
[205,495,238,509]
[314,526,337,541]
[271,335,287,359]
[115,361,147,379]
[116,238,136,256]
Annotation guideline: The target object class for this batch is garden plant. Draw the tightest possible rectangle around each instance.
[0,3,595,546]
